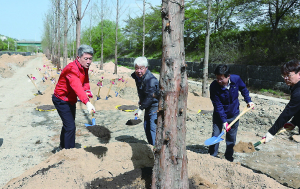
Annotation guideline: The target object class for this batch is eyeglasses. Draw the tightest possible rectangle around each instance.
[281,72,296,79]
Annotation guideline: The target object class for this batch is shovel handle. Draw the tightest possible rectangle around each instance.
[227,105,254,130]
[254,127,288,147]
[27,74,41,92]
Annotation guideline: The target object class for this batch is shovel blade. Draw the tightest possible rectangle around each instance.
[92,118,96,126]
[105,96,108,100]
[115,92,118,97]
[85,123,93,127]
[96,95,100,100]
[204,131,225,146]
[204,137,224,146]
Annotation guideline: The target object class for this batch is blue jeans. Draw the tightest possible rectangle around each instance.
[208,115,239,162]
[52,95,76,149]
[144,105,158,145]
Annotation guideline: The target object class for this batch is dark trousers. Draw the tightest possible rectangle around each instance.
[144,105,158,145]
[52,95,76,149]
[208,115,239,162]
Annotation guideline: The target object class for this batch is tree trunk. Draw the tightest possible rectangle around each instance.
[57,0,61,69]
[152,0,188,188]
[114,0,119,74]
[202,0,211,97]
[142,0,145,56]
[100,0,104,70]
[63,0,68,68]
[76,0,82,56]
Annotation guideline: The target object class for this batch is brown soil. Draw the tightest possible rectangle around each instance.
[0,53,298,189]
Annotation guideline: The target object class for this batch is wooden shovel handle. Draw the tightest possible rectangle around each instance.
[227,104,254,129]
[27,74,40,91]
[254,127,288,147]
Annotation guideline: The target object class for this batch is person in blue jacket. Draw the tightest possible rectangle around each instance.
[209,64,254,162]
[131,57,159,145]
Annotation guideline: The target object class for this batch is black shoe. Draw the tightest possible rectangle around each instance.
[51,146,63,154]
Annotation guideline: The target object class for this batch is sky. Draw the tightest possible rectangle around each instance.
[0,0,161,42]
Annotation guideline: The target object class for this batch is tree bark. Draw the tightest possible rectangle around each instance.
[100,0,104,70]
[63,0,69,68]
[142,0,145,56]
[75,0,82,56]
[114,0,119,74]
[152,0,188,188]
[57,0,61,69]
[202,0,211,97]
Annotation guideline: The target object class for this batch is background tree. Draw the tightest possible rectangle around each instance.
[202,0,212,97]
[152,0,188,188]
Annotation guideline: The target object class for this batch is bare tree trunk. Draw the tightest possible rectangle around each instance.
[57,0,61,69]
[142,0,145,56]
[63,0,69,68]
[152,0,188,188]
[202,0,211,97]
[75,0,82,56]
[114,0,119,74]
[100,0,104,70]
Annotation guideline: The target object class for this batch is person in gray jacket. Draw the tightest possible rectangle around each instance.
[264,59,300,143]
[131,57,159,145]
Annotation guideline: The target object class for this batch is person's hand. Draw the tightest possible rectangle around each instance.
[86,90,93,98]
[283,122,295,130]
[134,108,143,117]
[223,122,231,132]
[86,101,96,113]
[247,102,255,109]
[263,132,274,143]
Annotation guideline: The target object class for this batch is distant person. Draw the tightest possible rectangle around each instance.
[209,64,254,162]
[263,59,300,143]
[131,57,159,145]
[52,44,95,150]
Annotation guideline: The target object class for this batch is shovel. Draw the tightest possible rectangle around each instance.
[27,74,43,95]
[204,105,254,146]
[85,110,96,127]
[115,79,128,97]
[253,123,295,147]
[105,79,115,100]
[96,80,103,100]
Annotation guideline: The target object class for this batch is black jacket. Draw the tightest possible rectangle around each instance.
[131,69,159,110]
[269,81,300,135]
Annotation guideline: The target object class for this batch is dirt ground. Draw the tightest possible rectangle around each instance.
[0,53,299,189]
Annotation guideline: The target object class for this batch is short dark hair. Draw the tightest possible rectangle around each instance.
[281,59,300,75]
[214,64,230,78]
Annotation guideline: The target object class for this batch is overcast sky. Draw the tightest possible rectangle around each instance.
[0,0,161,41]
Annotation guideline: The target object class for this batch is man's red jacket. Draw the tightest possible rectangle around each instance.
[54,59,90,105]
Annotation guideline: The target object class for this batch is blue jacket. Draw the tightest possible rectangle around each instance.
[210,74,252,124]
[131,69,159,110]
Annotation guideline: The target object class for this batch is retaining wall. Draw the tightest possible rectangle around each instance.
[117,58,289,93]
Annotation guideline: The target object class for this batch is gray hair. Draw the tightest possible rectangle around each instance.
[134,57,148,67]
[78,44,94,57]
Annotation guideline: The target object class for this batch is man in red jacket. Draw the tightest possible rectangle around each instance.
[52,44,96,150]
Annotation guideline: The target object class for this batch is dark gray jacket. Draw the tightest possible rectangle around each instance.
[269,81,300,135]
[131,69,159,110]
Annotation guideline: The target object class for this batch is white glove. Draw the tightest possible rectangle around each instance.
[134,108,143,117]
[263,132,274,143]
[223,122,230,132]
[247,102,255,109]
[86,101,96,113]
